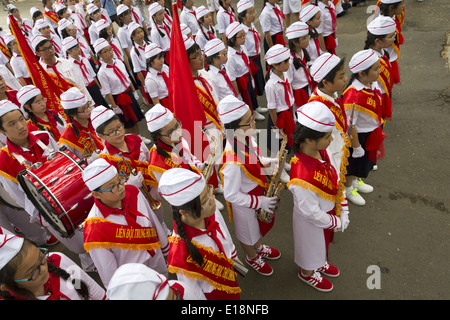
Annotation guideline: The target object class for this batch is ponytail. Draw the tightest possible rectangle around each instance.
[171,197,205,267]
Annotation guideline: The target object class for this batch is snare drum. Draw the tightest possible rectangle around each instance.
[17,147,94,238]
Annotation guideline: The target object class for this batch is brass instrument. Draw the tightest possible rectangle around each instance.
[82,132,101,158]
[117,152,162,211]
[201,127,218,182]
[256,128,288,223]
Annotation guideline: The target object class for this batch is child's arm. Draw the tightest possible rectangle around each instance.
[264,31,273,49]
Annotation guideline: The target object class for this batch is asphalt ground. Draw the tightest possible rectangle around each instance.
[1,0,449,301]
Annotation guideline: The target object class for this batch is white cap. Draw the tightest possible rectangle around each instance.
[299,5,320,23]
[367,16,396,35]
[128,21,142,37]
[236,0,253,13]
[145,43,163,59]
[91,105,116,131]
[17,85,41,108]
[0,100,20,118]
[60,87,88,110]
[62,36,78,52]
[93,38,110,54]
[180,23,191,36]
[217,95,249,124]
[309,52,341,83]
[225,22,243,39]
[286,21,309,40]
[31,34,48,51]
[82,158,118,191]
[54,3,66,13]
[195,6,211,20]
[86,3,99,15]
[30,6,41,18]
[183,34,195,50]
[349,49,379,74]
[58,18,74,36]
[204,38,225,57]
[145,104,174,132]
[264,44,290,65]
[34,18,50,31]
[3,34,15,46]
[95,19,110,33]
[0,234,24,271]
[107,263,170,300]
[158,168,206,207]
[297,101,336,132]
[148,2,163,17]
[116,4,130,16]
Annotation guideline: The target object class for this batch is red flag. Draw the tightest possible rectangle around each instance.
[169,4,208,162]
[9,14,68,120]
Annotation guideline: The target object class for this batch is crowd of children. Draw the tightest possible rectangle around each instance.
[0,0,406,299]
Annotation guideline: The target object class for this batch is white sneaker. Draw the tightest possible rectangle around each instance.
[139,135,152,144]
[352,178,373,194]
[215,198,224,211]
[372,165,378,171]
[280,169,290,183]
[254,111,265,121]
[255,106,269,114]
[346,186,366,206]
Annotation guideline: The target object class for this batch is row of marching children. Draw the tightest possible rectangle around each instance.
[0,0,406,299]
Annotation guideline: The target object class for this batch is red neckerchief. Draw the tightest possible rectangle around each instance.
[104,134,142,161]
[277,78,293,108]
[34,110,62,141]
[109,41,123,61]
[106,63,129,87]
[94,185,147,227]
[248,27,260,54]
[178,214,226,255]
[272,5,285,29]
[223,7,237,24]
[235,49,250,70]
[326,5,337,33]
[6,90,20,107]
[157,70,170,88]
[218,68,237,96]
[73,59,90,83]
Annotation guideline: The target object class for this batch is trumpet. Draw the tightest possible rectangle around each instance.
[117,153,162,211]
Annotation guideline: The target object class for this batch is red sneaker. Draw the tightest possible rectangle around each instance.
[45,235,59,246]
[245,255,273,276]
[298,270,333,292]
[317,262,340,277]
[257,244,281,260]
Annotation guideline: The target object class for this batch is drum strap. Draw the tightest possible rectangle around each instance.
[11,140,54,167]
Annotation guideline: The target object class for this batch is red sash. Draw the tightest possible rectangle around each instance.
[342,86,383,123]
[59,121,104,157]
[293,87,309,108]
[195,80,222,131]
[287,150,343,215]
[33,110,63,141]
[0,41,11,60]
[83,186,161,253]
[43,10,60,25]
[378,55,393,96]
[168,234,241,299]
[365,126,386,164]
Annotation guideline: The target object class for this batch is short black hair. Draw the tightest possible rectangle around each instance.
[292,123,327,154]
[95,114,121,135]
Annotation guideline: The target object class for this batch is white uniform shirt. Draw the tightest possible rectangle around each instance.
[150,23,171,52]
[259,3,284,36]
[68,56,96,86]
[306,35,325,66]
[86,187,169,288]
[180,6,199,36]
[117,24,133,50]
[144,65,169,98]
[130,43,147,73]
[208,65,239,102]
[287,51,310,91]
[216,6,237,35]
[97,59,130,96]
[317,0,336,37]
[195,25,216,53]
[39,57,93,103]
[10,53,31,79]
[265,71,294,112]
[242,23,261,57]
[225,46,250,81]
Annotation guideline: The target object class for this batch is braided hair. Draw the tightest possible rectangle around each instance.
[63,108,81,137]
[171,196,205,267]
[23,96,64,137]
